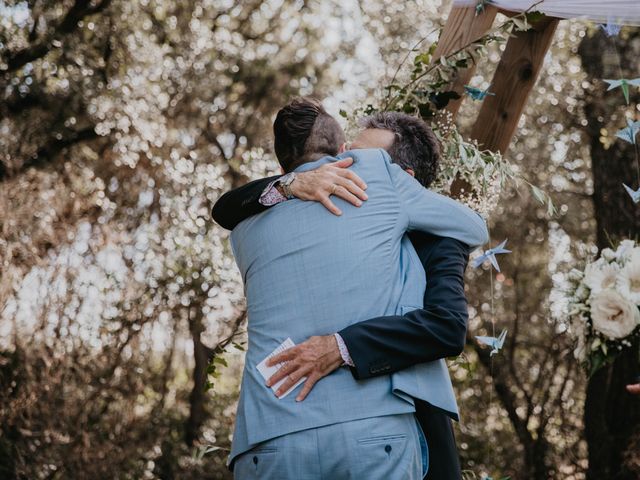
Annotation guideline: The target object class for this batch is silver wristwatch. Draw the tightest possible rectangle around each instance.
[279,172,297,199]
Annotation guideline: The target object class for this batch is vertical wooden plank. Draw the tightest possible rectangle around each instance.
[432,5,499,119]
[470,17,559,153]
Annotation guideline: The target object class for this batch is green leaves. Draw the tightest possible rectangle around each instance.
[354,8,554,218]
[192,444,227,461]
[526,11,545,23]
[380,10,530,118]
[530,184,557,216]
[413,52,432,66]
[204,354,229,392]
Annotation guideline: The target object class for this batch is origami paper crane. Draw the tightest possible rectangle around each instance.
[472,239,511,272]
[603,78,640,105]
[600,20,621,37]
[476,329,508,357]
[464,85,495,101]
[623,184,640,203]
[475,0,490,15]
[615,119,640,145]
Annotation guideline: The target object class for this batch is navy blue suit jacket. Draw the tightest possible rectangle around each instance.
[212,175,470,480]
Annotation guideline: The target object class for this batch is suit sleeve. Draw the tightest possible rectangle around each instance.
[338,237,470,380]
[211,175,282,230]
[384,150,489,248]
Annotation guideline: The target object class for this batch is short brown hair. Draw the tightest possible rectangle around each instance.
[273,97,345,172]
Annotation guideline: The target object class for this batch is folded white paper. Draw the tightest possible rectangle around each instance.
[256,337,307,399]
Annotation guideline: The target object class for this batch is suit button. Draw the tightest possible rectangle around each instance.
[385,445,392,453]
[253,456,258,465]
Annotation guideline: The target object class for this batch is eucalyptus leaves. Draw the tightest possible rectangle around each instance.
[379,9,544,119]
[341,7,554,216]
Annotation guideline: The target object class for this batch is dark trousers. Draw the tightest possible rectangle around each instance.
[416,400,462,480]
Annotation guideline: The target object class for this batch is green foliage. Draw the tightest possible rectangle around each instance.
[346,7,556,216]
[204,341,245,393]
[380,11,534,118]
[192,444,227,460]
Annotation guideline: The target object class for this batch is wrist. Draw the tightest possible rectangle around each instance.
[330,335,343,365]
[333,333,354,367]
[275,184,287,197]
[278,172,297,199]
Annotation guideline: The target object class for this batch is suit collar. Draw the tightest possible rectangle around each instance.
[293,155,337,173]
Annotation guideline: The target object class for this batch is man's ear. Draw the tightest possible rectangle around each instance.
[280,167,285,175]
[338,143,347,154]
[405,168,415,177]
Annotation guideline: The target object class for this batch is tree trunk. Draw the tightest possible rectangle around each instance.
[472,342,551,480]
[185,306,209,447]
[578,29,640,480]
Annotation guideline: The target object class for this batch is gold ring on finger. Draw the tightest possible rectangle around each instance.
[331,184,338,195]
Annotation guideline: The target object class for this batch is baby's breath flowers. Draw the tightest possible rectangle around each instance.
[430,111,513,217]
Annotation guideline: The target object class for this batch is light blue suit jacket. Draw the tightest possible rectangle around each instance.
[228,148,488,465]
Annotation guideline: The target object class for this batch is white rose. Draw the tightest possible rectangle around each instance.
[590,289,640,339]
[583,262,619,295]
[617,251,640,305]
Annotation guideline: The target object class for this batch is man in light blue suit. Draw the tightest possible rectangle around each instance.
[228,98,488,479]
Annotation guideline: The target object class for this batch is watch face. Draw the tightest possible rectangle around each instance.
[282,173,295,186]
[281,173,296,198]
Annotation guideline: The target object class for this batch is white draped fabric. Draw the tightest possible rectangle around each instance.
[452,0,640,26]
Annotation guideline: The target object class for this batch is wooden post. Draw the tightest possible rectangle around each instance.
[433,4,499,120]
[470,16,559,153]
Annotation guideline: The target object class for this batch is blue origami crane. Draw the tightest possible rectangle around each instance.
[476,329,508,357]
[464,85,495,101]
[475,0,490,15]
[603,78,640,105]
[600,20,621,37]
[616,119,640,145]
[472,239,511,272]
[623,184,640,203]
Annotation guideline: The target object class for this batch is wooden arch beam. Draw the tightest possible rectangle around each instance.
[433,4,499,119]
[471,16,559,153]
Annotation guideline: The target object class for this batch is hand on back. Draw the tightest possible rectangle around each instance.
[290,158,368,215]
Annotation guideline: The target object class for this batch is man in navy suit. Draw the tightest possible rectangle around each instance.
[213,111,472,480]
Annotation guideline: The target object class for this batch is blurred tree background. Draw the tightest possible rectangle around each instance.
[0,1,638,479]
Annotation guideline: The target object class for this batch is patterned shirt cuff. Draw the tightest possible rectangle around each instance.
[259,179,288,206]
[334,333,355,367]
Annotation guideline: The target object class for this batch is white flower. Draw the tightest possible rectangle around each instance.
[590,289,640,339]
[617,252,640,304]
[616,240,637,262]
[583,262,619,295]
[601,248,616,262]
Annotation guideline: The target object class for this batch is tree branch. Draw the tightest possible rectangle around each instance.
[470,337,534,449]
[0,126,100,181]
[2,0,112,73]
